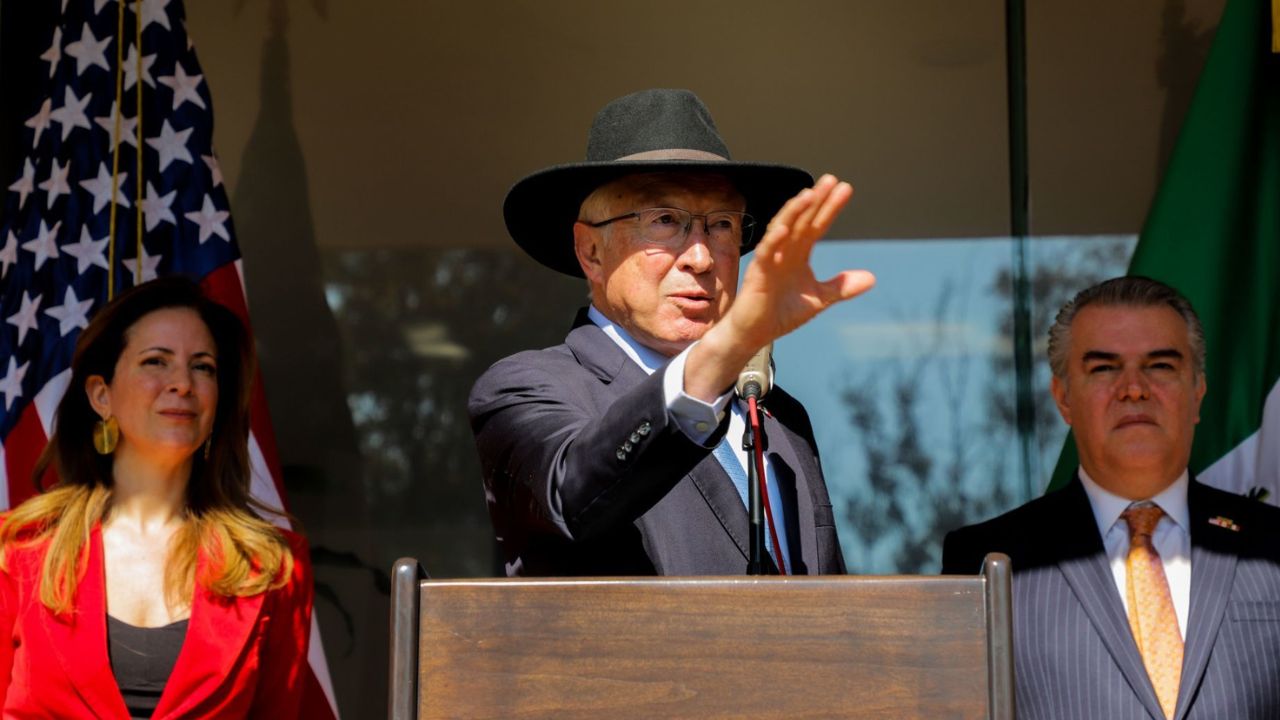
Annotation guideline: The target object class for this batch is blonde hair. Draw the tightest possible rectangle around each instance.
[0,487,293,615]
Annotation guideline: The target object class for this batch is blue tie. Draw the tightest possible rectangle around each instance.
[711,434,789,570]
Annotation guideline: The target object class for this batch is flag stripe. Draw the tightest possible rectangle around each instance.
[1200,378,1280,499]
[0,1,338,714]
[4,405,49,507]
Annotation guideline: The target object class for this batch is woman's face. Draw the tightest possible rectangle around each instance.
[87,307,219,464]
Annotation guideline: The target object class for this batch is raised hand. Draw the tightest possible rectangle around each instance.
[683,174,876,401]
[727,174,875,349]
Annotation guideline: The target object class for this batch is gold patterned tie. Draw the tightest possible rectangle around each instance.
[1122,505,1183,720]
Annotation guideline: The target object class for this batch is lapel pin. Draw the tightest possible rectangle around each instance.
[1208,516,1240,532]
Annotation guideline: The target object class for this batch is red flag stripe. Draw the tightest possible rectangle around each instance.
[4,403,49,508]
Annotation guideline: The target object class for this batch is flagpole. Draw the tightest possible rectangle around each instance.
[1006,0,1039,499]
[107,0,127,301]
[135,3,144,286]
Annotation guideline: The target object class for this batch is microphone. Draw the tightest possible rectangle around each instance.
[735,343,774,400]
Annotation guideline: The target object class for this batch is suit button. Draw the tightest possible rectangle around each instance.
[622,441,633,452]
[637,421,651,436]
[629,432,641,443]
[616,449,627,461]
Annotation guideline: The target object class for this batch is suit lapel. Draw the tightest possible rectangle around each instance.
[688,455,756,563]
[1054,478,1168,720]
[42,526,131,719]
[763,407,821,573]
[564,309,630,386]
[1173,479,1240,720]
[566,311,775,572]
[153,544,266,717]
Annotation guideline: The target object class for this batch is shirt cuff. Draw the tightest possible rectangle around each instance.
[663,343,732,445]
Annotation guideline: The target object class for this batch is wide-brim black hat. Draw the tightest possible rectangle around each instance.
[504,89,814,277]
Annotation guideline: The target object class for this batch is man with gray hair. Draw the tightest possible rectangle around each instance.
[943,275,1280,720]
[470,89,875,577]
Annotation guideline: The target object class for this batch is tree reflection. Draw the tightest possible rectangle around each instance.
[837,237,1133,574]
[323,247,582,577]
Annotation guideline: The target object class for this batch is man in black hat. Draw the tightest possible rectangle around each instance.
[469,89,875,576]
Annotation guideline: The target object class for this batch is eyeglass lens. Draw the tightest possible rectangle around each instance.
[636,208,753,248]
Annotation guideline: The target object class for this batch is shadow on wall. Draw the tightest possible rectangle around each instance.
[225,2,587,717]
[228,1,378,718]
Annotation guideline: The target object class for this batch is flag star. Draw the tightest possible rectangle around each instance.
[64,22,111,76]
[79,162,131,214]
[139,181,176,231]
[145,120,193,172]
[6,291,43,346]
[133,0,172,32]
[45,286,94,337]
[0,358,30,411]
[203,155,223,187]
[40,27,61,78]
[38,159,71,209]
[8,158,36,210]
[49,87,93,141]
[184,195,231,244]
[21,219,62,271]
[157,62,206,111]
[0,232,18,279]
[94,100,139,148]
[123,246,163,282]
[122,43,156,90]
[25,98,52,147]
[63,226,110,275]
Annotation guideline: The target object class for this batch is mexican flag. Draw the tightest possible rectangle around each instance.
[1050,0,1280,504]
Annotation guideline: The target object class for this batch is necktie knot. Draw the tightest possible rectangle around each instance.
[1123,504,1164,540]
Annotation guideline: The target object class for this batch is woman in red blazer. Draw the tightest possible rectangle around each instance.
[0,278,314,718]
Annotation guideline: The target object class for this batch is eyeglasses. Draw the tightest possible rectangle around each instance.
[583,207,756,252]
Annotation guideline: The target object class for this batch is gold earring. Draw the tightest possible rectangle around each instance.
[93,416,119,455]
[203,435,212,461]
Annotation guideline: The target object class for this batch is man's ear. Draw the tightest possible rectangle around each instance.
[1050,375,1072,426]
[85,375,111,420]
[573,222,606,286]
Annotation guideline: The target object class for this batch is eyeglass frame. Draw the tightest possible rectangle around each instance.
[580,206,757,252]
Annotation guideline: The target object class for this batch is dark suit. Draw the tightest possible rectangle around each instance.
[468,309,844,576]
[942,475,1280,720]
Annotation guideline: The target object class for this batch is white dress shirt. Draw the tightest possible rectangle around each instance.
[1078,468,1192,639]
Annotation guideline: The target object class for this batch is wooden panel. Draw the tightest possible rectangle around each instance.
[417,577,989,719]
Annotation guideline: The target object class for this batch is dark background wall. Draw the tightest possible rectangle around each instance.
[0,1,1224,716]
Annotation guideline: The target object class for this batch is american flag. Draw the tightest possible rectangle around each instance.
[0,0,338,715]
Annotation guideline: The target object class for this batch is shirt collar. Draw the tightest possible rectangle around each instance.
[1078,467,1191,537]
[587,305,669,375]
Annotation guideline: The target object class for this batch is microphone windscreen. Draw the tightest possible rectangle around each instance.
[735,343,774,398]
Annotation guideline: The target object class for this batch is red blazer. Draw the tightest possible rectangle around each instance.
[0,524,314,719]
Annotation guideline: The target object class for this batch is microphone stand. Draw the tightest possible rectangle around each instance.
[742,383,766,575]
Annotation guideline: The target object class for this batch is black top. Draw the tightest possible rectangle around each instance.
[107,614,189,719]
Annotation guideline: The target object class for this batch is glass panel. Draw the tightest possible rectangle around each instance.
[319,247,584,579]
[778,235,1135,574]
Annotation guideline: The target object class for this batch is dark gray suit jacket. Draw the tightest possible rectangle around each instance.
[943,475,1280,720]
[468,309,844,577]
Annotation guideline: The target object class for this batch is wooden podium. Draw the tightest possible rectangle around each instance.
[390,555,1013,719]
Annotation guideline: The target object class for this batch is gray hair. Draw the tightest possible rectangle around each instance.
[1047,275,1205,378]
